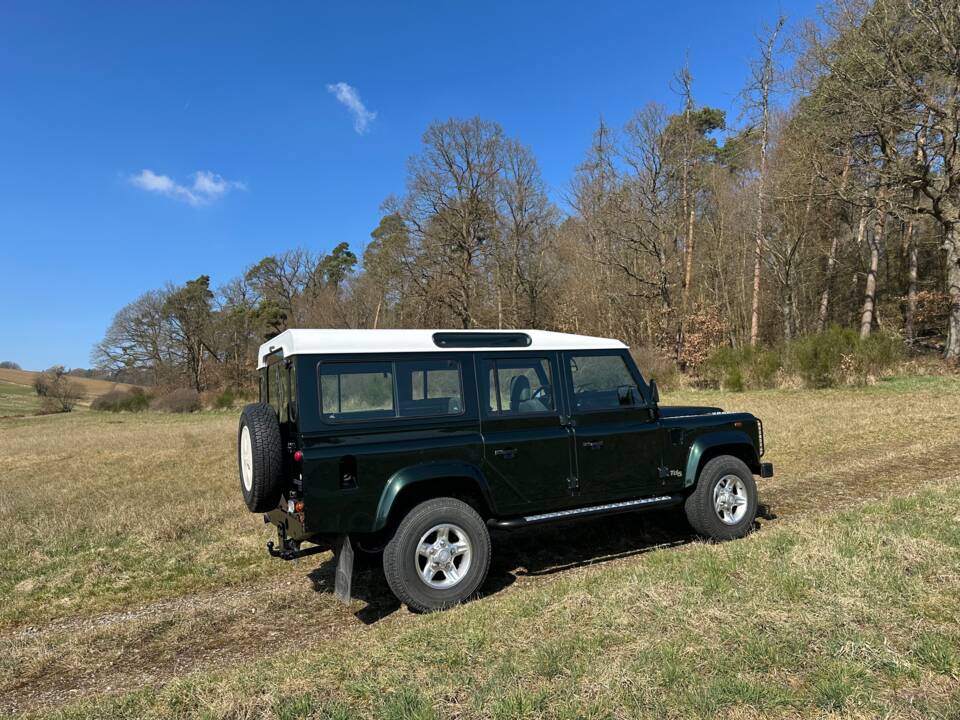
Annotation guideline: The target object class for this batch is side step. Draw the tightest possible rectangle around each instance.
[488,493,683,530]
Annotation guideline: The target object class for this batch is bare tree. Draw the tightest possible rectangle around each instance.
[93,289,173,385]
[393,117,503,328]
[747,15,786,346]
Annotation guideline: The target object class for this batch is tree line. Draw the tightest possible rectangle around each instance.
[95,0,960,391]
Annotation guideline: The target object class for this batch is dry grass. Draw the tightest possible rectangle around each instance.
[2,376,960,718]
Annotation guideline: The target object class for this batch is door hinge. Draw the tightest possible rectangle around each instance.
[568,475,580,491]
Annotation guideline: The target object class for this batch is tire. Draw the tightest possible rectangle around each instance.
[383,497,491,613]
[684,455,758,541]
[238,403,285,512]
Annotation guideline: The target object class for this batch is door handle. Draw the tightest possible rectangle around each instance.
[582,440,604,450]
[494,448,518,460]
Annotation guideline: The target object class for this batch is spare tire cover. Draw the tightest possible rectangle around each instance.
[238,403,284,512]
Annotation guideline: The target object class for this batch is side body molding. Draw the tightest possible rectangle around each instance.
[683,430,760,487]
[373,461,493,531]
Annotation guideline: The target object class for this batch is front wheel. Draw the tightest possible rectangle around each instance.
[684,455,758,541]
[383,497,491,613]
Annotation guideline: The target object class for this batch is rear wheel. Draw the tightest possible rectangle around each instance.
[684,455,757,541]
[383,497,491,613]
[238,403,284,512]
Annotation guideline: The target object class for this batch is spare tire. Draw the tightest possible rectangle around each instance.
[238,403,284,512]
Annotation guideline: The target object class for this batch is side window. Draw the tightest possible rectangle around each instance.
[397,359,463,417]
[319,362,394,420]
[486,358,555,415]
[272,363,284,415]
[569,354,642,411]
[288,363,298,421]
[264,365,279,412]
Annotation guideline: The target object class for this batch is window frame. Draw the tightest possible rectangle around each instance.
[564,349,651,416]
[480,354,559,419]
[315,356,466,425]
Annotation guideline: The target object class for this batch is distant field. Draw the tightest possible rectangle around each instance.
[0,369,138,416]
[0,381,41,416]
[2,376,960,718]
[0,368,139,400]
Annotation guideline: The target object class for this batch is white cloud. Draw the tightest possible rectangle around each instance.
[326,82,376,134]
[129,169,246,206]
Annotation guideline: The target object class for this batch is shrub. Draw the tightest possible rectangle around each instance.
[213,388,236,410]
[91,388,150,412]
[702,345,782,391]
[150,388,201,413]
[34,365,82,412]
[0,361,21,370]
[785,326,902,388]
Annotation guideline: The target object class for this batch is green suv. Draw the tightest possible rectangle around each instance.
[238,329,772,612]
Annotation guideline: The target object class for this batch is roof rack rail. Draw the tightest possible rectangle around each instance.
[432,331,532,349]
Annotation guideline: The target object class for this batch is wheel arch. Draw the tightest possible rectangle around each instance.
[373,462,495,533]
[684,431,761,489]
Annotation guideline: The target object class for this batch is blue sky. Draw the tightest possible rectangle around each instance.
[0,1,818,370]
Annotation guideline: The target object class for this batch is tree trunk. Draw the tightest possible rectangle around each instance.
[782,279,794,341]
[904,222,918,341]
[945,226,960,360]
[682,208,695,305]
[859,209,886,338]
[749,152,767,346]
[817,233,840,332]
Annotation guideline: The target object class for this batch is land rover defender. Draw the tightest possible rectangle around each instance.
[238,329,772,612]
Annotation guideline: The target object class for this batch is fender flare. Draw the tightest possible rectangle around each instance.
[684,431,760,488]
[373,461,494,532]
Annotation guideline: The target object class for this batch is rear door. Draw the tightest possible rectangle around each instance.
[477,353,576,514]
[562,350,663,502]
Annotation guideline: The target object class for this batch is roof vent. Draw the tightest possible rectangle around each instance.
[432,332,532,349]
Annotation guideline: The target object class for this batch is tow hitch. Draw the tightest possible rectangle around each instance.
[267,538,301,560]
[266,521,301,560]
[265,524,326,561]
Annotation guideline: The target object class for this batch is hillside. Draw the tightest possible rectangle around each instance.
[0,369,139,415]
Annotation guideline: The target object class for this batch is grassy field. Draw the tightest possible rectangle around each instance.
[2,376,960,718]
[0,380,43,416]
[0,369,139,413]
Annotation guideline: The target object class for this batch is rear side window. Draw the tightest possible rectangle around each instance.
[265,363,284,414]
[569,354,642,411]
[398,359,463,417]
[320,362,394,420]
[485,358,555,415]
[318,358,464,422]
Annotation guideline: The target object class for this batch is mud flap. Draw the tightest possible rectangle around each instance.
[334,534,354,603]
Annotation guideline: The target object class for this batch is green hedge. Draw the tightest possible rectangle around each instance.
[701,327,903,391]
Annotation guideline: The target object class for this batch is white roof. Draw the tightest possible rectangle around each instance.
[257,329,627,368]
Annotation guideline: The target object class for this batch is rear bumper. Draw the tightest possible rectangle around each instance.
[759,462,774,478]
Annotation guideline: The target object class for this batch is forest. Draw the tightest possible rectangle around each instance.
[93,0,960,392]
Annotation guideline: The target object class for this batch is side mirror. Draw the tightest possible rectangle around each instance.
[649,379,660,405]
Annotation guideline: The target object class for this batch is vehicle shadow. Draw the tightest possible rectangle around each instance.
[307,502,776,624]
[487,508,697,581]
[486,500,775,584]
[306,552,402,625]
